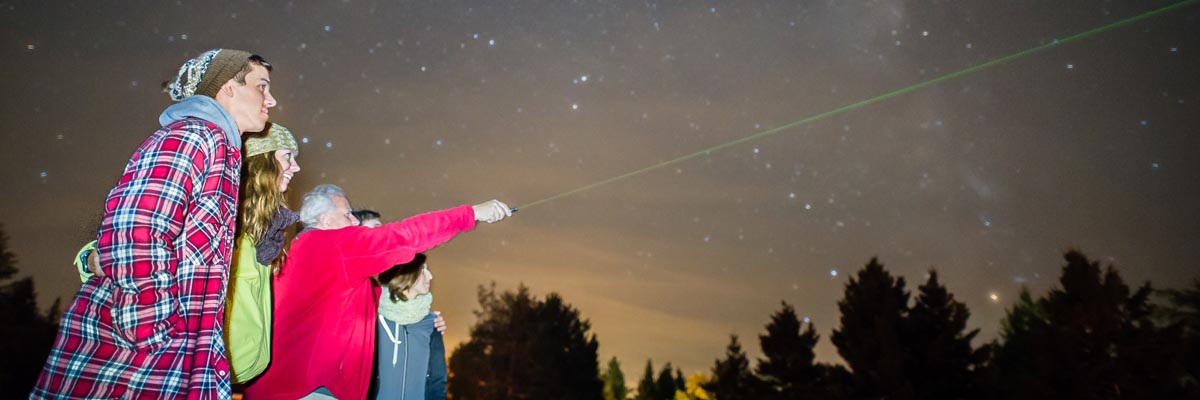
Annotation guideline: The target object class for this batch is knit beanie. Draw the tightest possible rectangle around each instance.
[167,48,253,101]
[244,122,299,158]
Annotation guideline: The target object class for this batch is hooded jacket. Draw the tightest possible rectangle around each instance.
[373,312,439,400]
[160,95,243,148]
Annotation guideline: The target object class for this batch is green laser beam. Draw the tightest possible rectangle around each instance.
[517,0,1198,210]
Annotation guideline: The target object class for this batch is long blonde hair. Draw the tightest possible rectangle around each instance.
[238,151,286,244]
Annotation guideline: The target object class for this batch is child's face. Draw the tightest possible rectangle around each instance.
[413,264,433,295]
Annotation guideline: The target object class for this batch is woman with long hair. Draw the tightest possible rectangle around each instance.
[226,122,302,383]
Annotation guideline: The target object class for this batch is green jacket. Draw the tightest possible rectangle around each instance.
[224,234,273,383]
[74,241,98,283]
[74,235,273,383]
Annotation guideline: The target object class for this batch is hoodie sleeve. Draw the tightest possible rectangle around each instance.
[337,205,476,280]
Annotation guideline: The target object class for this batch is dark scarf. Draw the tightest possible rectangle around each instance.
[255,207,300,265]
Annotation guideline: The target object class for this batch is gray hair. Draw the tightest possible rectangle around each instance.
[299,184,349,227]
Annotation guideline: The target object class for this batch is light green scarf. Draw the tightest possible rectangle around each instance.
[378,287,432,325]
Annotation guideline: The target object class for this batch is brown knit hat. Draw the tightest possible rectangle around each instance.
[167,49,253,101]
[245,122,300,158]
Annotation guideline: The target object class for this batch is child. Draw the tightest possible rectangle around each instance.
[373,253,447,400]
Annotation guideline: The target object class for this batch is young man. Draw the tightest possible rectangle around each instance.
[32,49,277,400]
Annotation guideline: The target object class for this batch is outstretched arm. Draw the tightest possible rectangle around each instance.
[340,200,512,279]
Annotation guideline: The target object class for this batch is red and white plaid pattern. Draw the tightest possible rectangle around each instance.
[32,118,240,399]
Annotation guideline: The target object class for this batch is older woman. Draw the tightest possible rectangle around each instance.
[225,122,303,382]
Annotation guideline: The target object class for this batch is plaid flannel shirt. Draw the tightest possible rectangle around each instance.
[32,118,240,400]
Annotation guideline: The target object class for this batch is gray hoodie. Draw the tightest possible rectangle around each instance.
[158,95,243,148]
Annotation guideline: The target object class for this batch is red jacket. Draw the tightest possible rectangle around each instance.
[245,206,475,400]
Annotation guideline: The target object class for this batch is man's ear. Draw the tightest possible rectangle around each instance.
[219,81,236,98]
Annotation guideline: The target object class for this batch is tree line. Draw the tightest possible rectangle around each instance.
[446,251,1199,400]
[0,225,61,398]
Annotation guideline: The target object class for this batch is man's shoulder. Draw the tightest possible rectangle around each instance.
[150,118,226,151]
[161,117,223,137]
[293,228,350,243]
[290,227,369,254]
[300,226,370,236]
[289,229,327,249]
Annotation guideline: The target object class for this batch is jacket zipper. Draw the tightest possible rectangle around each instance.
[401,321,410,400]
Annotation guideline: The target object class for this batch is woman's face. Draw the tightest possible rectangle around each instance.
[412,264,433,296]
[274,149,300,191]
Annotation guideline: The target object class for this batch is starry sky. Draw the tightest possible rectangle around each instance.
[2,0,1199,374]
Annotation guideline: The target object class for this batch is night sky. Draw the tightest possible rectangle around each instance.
[3,0,1199,374]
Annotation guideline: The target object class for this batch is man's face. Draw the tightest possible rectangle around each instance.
[319,195,359,230]
[217,64,276,133]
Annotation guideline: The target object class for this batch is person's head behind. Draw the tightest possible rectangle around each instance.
[352,209,382,228]
[239,123,301,242]
[377,253,432,302]
[168,49,277,133]
[299,184,359,230]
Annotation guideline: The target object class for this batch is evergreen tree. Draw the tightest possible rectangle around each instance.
[820,365,853,400]
[0,224,59,398]
[756,301,825,399]
[446,341,489,399]
[674,368,686,395]
[980,288,1047,398]
[1160,278,1200,335]
[830,258,912,400]
[602,356,629,400]
[0,225,15,281]
[635,360,656,400]
[654,363,677,400]
[704,335,761,400]
[992,250,1191,399]
[903,270,989,399]
[447,284,602,400]
[1159,278,1200,394]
